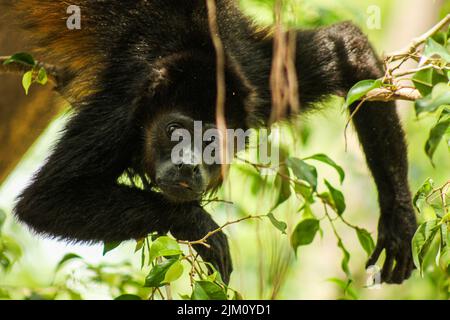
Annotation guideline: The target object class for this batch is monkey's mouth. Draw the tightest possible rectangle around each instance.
[157,182,204,202]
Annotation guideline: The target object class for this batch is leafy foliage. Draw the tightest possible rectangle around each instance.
[3,52,49,95]
[0,210,22,274]
[412,180,450,277]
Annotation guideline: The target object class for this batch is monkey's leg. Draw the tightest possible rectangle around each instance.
[325,23,417,283]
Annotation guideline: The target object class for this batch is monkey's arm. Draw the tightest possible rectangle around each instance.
[295,23,417,284]
[14,98,232,282]
[171,206,233,284]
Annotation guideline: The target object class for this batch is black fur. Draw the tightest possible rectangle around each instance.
[13,0,416,284]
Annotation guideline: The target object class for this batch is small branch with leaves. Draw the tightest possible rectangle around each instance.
[411,179,450,276]
[179,215,265,248]
[0,53,59,94]
[345,14,450,163]
[344,13,450,108]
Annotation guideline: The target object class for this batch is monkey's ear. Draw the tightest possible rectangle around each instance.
[147,53,194,97]
[148,66,170,96]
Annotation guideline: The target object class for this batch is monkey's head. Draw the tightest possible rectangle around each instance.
[141,52,254,202]
[143,111,221,202]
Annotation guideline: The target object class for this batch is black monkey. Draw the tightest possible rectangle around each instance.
[8,0,417,284]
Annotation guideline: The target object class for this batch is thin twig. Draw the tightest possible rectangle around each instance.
[365,87,422,102]
[179,215,265,248]
[344,98,367,152]
[361,15,450,103]
[0,56,59,86]
[387,14,450,60]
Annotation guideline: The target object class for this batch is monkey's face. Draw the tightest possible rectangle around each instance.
[144,112,222,203]
[141,51,252,202]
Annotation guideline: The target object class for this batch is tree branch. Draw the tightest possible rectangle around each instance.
[387,14,450,60]
[361,14,450,103]
[365,87,422,102]
[0,56,59,87]
[179,215,265,248]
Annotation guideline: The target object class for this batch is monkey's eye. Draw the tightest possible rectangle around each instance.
[166,123,182,138]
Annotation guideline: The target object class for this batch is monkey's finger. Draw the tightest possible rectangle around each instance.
[366,242,384,268]
[205,240,230,284]
[381,253,394,283]
[391,252,409,284]
[219,247,232,285]
[215,233,232,284]
[404,259,414,280]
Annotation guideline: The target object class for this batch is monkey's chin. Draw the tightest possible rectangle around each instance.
[159,185,203,203]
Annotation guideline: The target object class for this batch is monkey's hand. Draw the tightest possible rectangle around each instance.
[170,206,233,284]
[192,228,232,285]
[366,206,417,284]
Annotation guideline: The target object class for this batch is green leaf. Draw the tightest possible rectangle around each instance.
[0,254,11,270]
[300,202,315,219]
[345,79,382,108]
[294,182,314,204]
[56,253,82,271]
[291,219,320,255]
[439,244,450,273]
[412,68,447,97]
[324,180,346,216]
[0,209,6,230]
[1,236,22,260]
[431,30,448,47]
[305,154,345,184]
[286,157,318,190]
[236,164,265,196]
[319,192,333,207]
[149,236,182,262]
[412,220,440,275]
[144,258,178,287]
[103,241,122,255]
[413,178,435,212]
[272,168,292,210]
[191,281,227,300]
[135,238,145,253]
[439,223,450,273]
[163,260,184,283]
[201,263,225,286]
[22,70,33,95]
[337,238,351,278]
[425,108,450,164]
[233,291,244,300]
[423,37,450,63]
[355,228,375,257]
[36,67,48,85]
[415,83,450,116]
[3,52,36,66]
[327,278,358,300]
[114,294,142,300]
[67,290,83,300]
[267,213,287,234]
[205,271,219,282]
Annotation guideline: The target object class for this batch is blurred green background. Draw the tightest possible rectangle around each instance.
[0,0,449,300]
